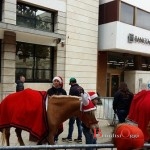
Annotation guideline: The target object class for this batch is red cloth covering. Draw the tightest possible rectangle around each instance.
[128,90,150,141]
[0,88,48,140]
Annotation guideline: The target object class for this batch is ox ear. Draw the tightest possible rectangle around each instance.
[81,92,89,106]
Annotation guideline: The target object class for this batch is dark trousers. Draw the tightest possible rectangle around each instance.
[117,109,128,123]
[83,127,97,150]
[67,117,82,139]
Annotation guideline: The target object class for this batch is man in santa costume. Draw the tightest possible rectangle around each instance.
[81,91,99,150]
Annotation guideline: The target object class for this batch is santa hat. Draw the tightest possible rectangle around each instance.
[88,91,98,100]
[53,76,63,87]
[81,92,96,112]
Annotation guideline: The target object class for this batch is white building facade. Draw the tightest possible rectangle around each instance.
[98,0,150,96]
[2,0,149,98]
[0,0,99,98]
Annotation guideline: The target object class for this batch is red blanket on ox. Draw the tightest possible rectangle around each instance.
[128,90,150,142]
[0,88,48,140]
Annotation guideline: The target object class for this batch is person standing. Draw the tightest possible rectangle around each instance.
[15,75,26,143]
[62,77,83,143]
[47,76,67,96]
[82,91,99,150]
[47,76,67,143]
[16,75,25,92]
[113,82,134,123]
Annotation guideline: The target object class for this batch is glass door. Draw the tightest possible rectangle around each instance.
[111,75,120,97]
[107,74,120,97]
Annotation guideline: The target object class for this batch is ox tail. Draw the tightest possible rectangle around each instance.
[1,129,6,146]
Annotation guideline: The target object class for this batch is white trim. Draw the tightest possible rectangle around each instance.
[20,0,66,12]
[81,92,89,106]
[53,77,62,83]
[90,94,98,100]
[83,107,96,112]
[45,95,48,111]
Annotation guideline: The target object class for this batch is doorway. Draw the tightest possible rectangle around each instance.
[107,74,120,97]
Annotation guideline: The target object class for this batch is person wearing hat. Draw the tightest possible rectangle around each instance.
[47,76,67,96]
[47,76,67,143]
[81,91,99,150]
[62,77,84,143]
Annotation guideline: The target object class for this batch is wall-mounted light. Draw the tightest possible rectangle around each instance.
[57,38,61,44]
[53,38,65,47]
[53,38,61,44]
[60,40,65,47]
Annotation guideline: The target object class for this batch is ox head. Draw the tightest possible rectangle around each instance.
[80,92,99,132]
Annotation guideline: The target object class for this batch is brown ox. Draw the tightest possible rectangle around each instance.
[0,88,99,145]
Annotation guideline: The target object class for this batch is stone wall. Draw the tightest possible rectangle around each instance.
[65,0,99,91]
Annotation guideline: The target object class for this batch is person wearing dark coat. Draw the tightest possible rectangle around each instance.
[16,75,25,92]
[113,82,134,123]
[15,75,26,141]
[62,77,84,143]
[47,76,67,143]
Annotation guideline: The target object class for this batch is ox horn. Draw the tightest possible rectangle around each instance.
[81,92,89,106]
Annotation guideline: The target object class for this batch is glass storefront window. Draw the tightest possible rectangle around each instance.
[107,52,135,70]
[16,42,54,82]
[17,3,55,32]
[120,2,134,25]
[0,0,2,21]
[141,57,150,71]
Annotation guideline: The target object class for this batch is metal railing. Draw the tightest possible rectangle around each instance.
[0,144,114,149]
[0,143,150,149]
[96,97,118,125]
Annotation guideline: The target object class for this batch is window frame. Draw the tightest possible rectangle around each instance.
[136,8,150,31]
[141,56,150,71]
[16,42,54,83]
[120,2,135,25]
[107,52,135,70]
[16,2,55,32]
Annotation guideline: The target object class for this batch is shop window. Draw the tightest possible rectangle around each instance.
[17,3,55,32]
[141,57,150,71]
[120,2,134,25]
[16,42,54,82]
[107,52,135,70]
